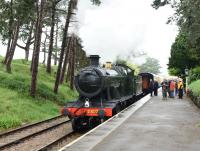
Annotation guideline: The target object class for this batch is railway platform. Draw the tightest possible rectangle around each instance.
[60,92,200,151]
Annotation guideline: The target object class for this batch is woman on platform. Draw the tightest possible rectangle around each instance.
[178,80,184,99]
[161,80,167,100]
[169,80,175,98]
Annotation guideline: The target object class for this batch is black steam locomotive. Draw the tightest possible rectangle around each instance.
[61,55,152,131]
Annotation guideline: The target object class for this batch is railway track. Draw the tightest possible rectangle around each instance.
[36,131,76,151]
[0,115,71,150]
[0,115,64,137]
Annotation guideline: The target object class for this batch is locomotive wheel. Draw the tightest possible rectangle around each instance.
[72,118,81,131]
[113,104,121,115]
[88,117,100,129]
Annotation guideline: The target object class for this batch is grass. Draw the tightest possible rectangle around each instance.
[0,58,78,104]
[0,87,59,131]
[189,80,200,97]
[0,56,78,131]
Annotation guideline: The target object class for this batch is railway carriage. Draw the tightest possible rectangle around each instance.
[139,72,154,95]
[61,55,150,131]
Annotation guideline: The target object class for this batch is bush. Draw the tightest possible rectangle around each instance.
[189,80,200,97]
[0,72,67,103]
[189,80,200,108]
[189,66,200,82]
[0,72,29,93]
[37,83,64,103]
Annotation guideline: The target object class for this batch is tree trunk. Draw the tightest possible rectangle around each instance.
[54,15,59,66]
[30,15,39,72]
[66,57,71,83]
[6,21,20,73]
[30,49,35,72]
[54,0,73,93]
[60,37,72,84]
[70,38,76,90]
[25,21,34,61]
[43,48,46,64]
[3,0,14,64]
[42,33,47,64]
[3,37,12,64]
[30,0,45,97]
[25,50,29,61]
[47,1,56,73]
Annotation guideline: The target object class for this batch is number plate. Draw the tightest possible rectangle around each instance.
[87,109,98,114]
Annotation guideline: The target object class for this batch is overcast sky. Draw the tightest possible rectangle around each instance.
[0,0,178,75]
[77,0,178,74]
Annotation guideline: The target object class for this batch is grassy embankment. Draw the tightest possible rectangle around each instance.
[189,80,200,97]
[0,56,77,132]
[189,80,200,128]
[189,80,200,127]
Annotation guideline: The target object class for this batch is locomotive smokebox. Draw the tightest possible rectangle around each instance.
[90,55,100,66]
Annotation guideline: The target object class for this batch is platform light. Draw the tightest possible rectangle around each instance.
[185,68,189,96]
[185,68,189,76]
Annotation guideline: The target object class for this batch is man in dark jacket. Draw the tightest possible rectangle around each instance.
[149,80,154,97]
[153,80,159,96]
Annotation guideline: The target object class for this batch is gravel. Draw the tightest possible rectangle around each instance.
[1,122,72,151]
[48,132,83,151]
[0,116,68,146]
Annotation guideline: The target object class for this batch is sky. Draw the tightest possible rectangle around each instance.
[77,0,178,75]
[0,0,178,75]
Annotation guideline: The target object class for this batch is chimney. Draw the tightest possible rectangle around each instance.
[89,55,100,66]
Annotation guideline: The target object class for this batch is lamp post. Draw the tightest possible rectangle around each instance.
[185,68,189,95]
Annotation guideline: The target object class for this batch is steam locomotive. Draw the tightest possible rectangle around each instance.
[61,55,153,131]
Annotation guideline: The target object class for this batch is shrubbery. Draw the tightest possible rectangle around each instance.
[0,73,29,93]
[37,83,64,103]
[189,80,200,96]
[189,66,200,82]
[189,80,200,108]
[0,72,72,104]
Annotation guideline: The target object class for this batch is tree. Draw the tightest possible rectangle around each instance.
[53,0,77,93]
[115,56,140,75]
[69,36,76,90]
[0,0,35,72]
[16,21,35,61]
[152,0,170,9]
[152,0,200,70]
[54,0,101,93]
[60,36,72,84]
[0,0,14,64]
[168,32,199,75]
[139,57,161,74]
[30,0,46,97]
[46,0,62,73]
[168,68,181,76]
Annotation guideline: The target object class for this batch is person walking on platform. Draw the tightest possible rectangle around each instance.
[167,80,170,97]
[153,80,159,96]
[175,80,178,96]
[178,80,184,99]
[149,80,154,97]
[161,80,167,100]
[169,80,175,98]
